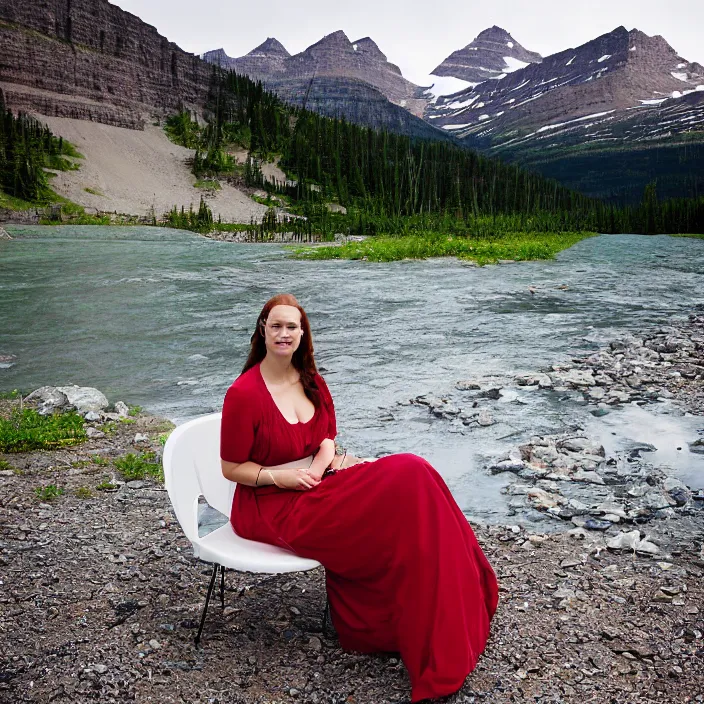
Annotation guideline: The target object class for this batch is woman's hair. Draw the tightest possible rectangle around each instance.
[242,293,321,406]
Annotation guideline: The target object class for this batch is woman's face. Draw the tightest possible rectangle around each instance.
[263,305,303,359]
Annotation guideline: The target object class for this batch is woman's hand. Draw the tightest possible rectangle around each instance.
[270,468,320,491]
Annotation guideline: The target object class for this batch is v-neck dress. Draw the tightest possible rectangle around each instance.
[220,363,498,703]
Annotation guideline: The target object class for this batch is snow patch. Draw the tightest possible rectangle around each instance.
[566,56,576,66]
[507,41,514,48]
[442,123,472,130]
[536,110,615,133]
[446,95,480,110]
[510,79,531,92]
[630,46,637,51]
[353,44,358,51]
[598,55,611,63]
[503,56,530,72]
[677,63,686,68]
[423,75,479,100]
[638,98,668,105]
[478,114,490,121]
[671,72,688,81]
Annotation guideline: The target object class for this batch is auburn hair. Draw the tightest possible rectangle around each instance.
[242,294,321,406]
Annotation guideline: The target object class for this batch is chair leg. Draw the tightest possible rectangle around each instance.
[195,563,219,646]
[219,565,226,609]
[322,597,336,639]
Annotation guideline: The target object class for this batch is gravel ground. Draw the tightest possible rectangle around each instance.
[2,316,704,703]
[37,116,269,223]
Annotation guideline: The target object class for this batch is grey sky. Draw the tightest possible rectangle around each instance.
[113,0,703,85]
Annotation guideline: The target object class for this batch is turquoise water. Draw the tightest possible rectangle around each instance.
[2,226,704,520]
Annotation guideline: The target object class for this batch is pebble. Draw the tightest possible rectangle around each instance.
[133,433,149,443]
[583,518,612,531]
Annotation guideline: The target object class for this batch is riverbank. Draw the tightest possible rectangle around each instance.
[1,315,703,702]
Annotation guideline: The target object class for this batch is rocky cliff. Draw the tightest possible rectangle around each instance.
[431,26,542,83]
[0,0,213,129]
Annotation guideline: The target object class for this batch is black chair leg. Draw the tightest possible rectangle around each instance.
[220,565,226,609]
[322,597,336,639]
[195,563,219,646]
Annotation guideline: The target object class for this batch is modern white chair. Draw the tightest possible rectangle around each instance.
[163,412,323,645]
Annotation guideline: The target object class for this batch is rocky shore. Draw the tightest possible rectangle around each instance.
[1,315,704,703]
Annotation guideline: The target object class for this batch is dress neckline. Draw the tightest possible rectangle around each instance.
[257,363,317,426]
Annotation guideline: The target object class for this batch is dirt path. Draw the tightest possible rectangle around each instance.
[38,117,268,223]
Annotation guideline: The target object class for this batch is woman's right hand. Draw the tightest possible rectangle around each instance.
[270,468,320,491]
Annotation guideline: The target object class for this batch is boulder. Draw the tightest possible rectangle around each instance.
[24,386,71,415]
[56,385,109,413]
[551,369,596,387]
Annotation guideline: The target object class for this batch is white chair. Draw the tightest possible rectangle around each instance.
[163,412,322,645]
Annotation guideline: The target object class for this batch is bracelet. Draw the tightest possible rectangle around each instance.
[266,470,278,487]
[255,466,264,486]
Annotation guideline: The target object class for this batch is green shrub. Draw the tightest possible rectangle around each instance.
[35,484,64,501]
[75,486,93,499]
[96,478,117,491]
[0,408,87,453]
[114,451,163,482]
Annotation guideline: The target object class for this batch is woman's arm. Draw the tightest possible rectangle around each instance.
[306,438,336,481]
[221,457,319,490]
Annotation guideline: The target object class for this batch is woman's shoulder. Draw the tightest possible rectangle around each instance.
[226,364,262,399]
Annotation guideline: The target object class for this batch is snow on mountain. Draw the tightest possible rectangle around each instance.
[424,26,704,150]
[431,26,542,83]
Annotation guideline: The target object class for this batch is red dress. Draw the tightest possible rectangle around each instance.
[221,363,498,702]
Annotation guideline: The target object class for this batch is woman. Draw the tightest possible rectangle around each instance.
[220,293,498,703]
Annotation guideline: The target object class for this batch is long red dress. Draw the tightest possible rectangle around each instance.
[220,363,498,702]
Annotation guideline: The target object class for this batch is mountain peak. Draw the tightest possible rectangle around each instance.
[352,37,387,61]
[431,27,542,82]
[306,30,352,52]
[250,37,290,57]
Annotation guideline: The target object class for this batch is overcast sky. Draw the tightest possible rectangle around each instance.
[113,0,703,85]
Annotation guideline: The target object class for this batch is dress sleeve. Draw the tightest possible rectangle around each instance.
[316,374,337,441]
[220,384,256,463]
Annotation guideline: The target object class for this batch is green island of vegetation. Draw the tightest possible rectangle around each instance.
[2,74,704,263]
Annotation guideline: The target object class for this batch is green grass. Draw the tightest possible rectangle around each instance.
[35,484,64,501]
[84,187,104,196]
[158,432,172,446]
[114,451,163,482]
[0,190,38,211]
[293,231,596,264]
[251,194,281,207]
[194,179,221,191]
[671,233,704,240]
[75,486,93,499]
[96,478,118,491]
[0,408,87,453]
[128,405,142,417]
[0,390,23,400]
[0,459,13,471]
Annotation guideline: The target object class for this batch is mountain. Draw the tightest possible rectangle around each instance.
[203,31,428,117]
[0,0,212,129]
[431,26,542,83]
[424,27,704,202]
[203,38,290,80]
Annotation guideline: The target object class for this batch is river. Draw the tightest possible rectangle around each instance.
[2,226,703,522]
